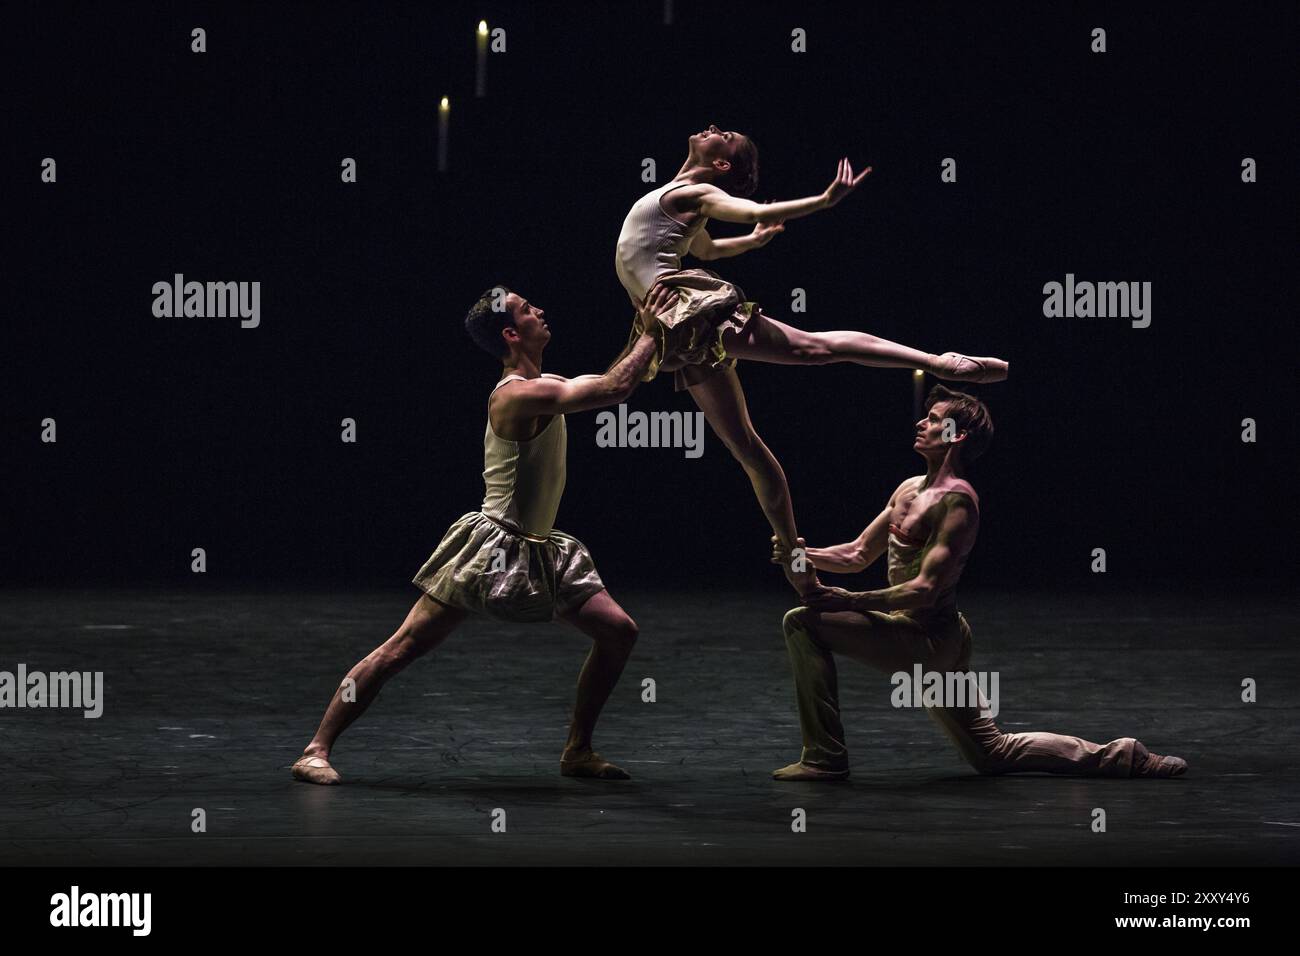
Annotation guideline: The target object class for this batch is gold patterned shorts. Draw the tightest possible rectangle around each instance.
[412,512,606,623]
[621,268,759,391]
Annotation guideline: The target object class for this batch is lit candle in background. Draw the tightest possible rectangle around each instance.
[438,96,450,172]
[912,368,925,420]
[664,1,673,25]
[476,20,488,98]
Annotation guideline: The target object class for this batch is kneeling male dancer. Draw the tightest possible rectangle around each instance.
[771,386,1188,781]
[292,285,672,785]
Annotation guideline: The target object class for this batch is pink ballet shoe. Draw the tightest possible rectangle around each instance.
[933,353,1009,384]
[772,761,850,782]
[292,754,342,785]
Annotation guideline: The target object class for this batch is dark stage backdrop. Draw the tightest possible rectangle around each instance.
[6,2,1296,592]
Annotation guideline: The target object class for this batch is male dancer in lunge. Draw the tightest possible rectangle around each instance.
[292,286,673,785]
[613,124,1009,597]
[770,386,1188,780]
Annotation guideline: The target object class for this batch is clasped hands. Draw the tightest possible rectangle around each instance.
[770,535,859,612]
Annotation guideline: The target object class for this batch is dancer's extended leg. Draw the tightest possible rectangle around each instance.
[723,310,1008,383]
[924,616,1185,778]
[687,366,819,595]
[293,595,466,784]
[775,607,1186,780]
[558,589,639,780]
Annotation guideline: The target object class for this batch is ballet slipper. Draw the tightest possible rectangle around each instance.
[1132,751,1188,778]
[933,353,1009,384]
[560,750,631,780]
[292,753,342,785]
[771,761,850,782]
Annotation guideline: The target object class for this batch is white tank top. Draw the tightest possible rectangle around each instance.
[615,180,708,304]
[480,374,568,539]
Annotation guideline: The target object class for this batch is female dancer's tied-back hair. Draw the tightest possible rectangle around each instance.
[717,134,759,198]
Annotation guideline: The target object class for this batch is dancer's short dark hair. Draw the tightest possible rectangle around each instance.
[717,134,759,198]
[465,285,515,359]
[926,385,994,461]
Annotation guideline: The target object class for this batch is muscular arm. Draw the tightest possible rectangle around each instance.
[500,334,656,417]
[798,477,914,573]
[496,286,674,418]
[805,505,891,573]
[846,493,977,612]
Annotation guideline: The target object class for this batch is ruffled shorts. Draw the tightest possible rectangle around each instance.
[412,512,606,623]
[621,268,759,391]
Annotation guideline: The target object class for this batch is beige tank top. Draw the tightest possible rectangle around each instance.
[615,180,707,304]
[480,373,567,539]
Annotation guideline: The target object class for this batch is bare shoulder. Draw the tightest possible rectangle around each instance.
[490,375,557,413]
[891,475,925,502]
[941,479,980,509]
[663,181,715,214]
[673,182,718,201]
[937,490,979,532]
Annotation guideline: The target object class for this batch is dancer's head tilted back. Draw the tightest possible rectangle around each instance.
[686,123,759,197]
[914,385,993,467]
[464,285,551,364]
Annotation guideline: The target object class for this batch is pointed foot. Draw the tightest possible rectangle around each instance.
[934,353,1009,384]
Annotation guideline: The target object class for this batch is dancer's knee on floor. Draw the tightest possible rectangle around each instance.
[971,755,1003,776]
[958,747,1008,776]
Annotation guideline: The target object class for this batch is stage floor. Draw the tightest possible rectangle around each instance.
[1,586,1296,866]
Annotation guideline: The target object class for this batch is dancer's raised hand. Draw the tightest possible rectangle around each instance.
[823,158,872,208]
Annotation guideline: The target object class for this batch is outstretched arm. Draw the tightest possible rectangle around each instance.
[695,158,872,225]
[804,493,978,613]
[502,344,652,416]
[500,288,672,416]
[689,222,785,261]
[807,504,892,573]
[772,478,909,573]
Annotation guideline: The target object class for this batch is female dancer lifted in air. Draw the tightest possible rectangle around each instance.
[612,123,1008,597]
